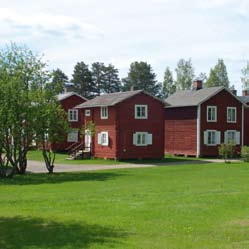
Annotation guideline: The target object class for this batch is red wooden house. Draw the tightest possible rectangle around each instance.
[165,80,245,157]
[239,90,249,147]
[56,92,87,151]
[75,90,165,160]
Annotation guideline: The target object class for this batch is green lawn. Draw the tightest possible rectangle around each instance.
[27,150,200,165]
[1,163,249,248]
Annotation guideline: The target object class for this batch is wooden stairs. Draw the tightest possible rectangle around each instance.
[66,142,91,160]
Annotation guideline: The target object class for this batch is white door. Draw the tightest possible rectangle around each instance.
[85,129,91,152]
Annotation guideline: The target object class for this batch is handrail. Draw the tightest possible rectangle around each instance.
[65,142,79,152]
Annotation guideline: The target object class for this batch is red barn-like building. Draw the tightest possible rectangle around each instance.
[75,90,165,160]
[165,81,245,157]
[57,92,87,151]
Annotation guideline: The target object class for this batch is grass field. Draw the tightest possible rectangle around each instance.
[1,162,249,248]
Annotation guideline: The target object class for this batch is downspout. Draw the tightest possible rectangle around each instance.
[242,104,244,147]
[197,104,201,157]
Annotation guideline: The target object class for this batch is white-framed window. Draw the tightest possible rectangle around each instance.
[85,109,91,117]
[67,129,78,142]
[135,105,148,119]
[97,131,109,146]
[100,107,108,119]
[133,132,152,146]
[68,109,78,122]
[204,130,220,146]
[227,107,236,123]
[207,106,217,122]
[224,130,240,145]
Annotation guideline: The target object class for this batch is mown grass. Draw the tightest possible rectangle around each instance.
[27,150,200,165]
[1,162,249,248]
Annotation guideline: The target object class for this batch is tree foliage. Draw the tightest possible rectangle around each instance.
[162,67,175,98]
[71,62,93,98]
[122,61,161,97]
[48,68,68,94]
[102,64,121,93]
[241,61,249,90]
[206,59,229,88]
[0,43,68,177]
[175,59,195,90]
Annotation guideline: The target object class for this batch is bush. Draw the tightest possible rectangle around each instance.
[241,146,249,162]
[218,141,235,163]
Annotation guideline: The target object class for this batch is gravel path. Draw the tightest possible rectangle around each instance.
[27,160,155,173]
[26,158,241,173]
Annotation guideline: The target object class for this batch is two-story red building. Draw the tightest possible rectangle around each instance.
[75,90,165,160]
[165,80,245,157]
[57,92,87,150]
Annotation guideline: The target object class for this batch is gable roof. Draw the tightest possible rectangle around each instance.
[75,90,166,108]
[57,92,87,102]
[166,86,229,108]
[238,96,249,104]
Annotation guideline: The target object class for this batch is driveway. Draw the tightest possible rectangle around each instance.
[26,158,241,173]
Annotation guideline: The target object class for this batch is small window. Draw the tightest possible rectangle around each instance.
[227,107,236,123]
[204,130,220,146]
[97,132,109,146]
[133,132,152,146]
[68,109,78,122]
[85,109,91,117]
[207,106,217,122]
[135,105,148,119]
[101,107,108,119]
[67,130,78,142]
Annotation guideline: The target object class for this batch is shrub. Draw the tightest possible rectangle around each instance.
[218,141,235,163]
[241,146,249,162]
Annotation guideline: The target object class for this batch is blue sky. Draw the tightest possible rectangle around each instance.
[0,0,249,93]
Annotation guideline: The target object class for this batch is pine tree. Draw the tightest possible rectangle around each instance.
[175,59,195,90]
[49,68,68,94]
[162,67,175,98]
[103,64,121,93]
[122,61,161,96]
[241,61,249,90]
[206,59,229,88]
[71,62,93,98]
[91,62,105,96]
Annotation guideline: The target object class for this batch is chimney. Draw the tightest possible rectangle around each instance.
[231,89,237,96]
[192,79,203,91]
[242,90,249,96]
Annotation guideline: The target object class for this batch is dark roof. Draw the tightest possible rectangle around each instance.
[75,90,143,108]
[57,92,87,101]
[238,96,249,104]
[165,86,225,107]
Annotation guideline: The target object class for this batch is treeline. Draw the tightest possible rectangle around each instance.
[51,58,249,99]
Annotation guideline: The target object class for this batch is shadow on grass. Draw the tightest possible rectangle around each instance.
[0,216,128,249]
[0,171,125,186]
[121,157,209,165]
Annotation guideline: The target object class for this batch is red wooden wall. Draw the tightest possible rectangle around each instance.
[165,106,197,156]
[200,89,243,156]
[116,93,165,159]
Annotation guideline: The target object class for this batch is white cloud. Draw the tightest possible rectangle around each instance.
[0,8,103,42]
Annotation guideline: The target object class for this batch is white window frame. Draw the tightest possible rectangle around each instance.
[85,109,91,117]
[224,130,240,145]
[100,106,108,119]
[67,129,78,142]
[204,130,220,146]
[227,107,237,123]
[133,132,152,146]
[206,106,217,122]
[97,131,109,146]
[135,105,148,119]
[68,109,78,122]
